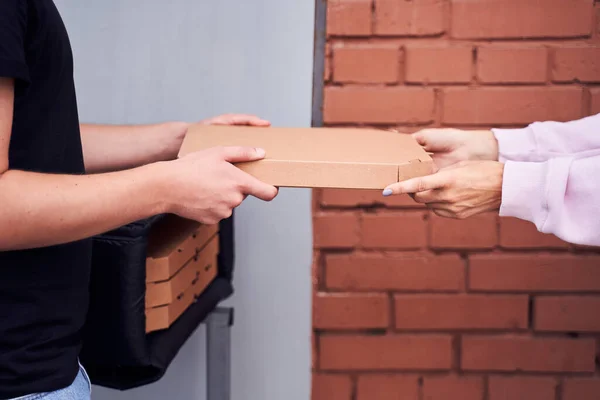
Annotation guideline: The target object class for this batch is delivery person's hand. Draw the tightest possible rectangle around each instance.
[413,128,499,168]
[199,114,271,127]
[383,160,503,219]
[158,145,278,224]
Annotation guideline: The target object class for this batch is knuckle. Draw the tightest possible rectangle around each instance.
[455,209,469,219]
[230,193,244,206]
[413,193,426,204]
[437,190,451,202]
[234,146,252,158]
[218,206,233,219]
[211,145,226,157]
[433,209,446,218]
[203,216,219,225]
[416,179,428,193]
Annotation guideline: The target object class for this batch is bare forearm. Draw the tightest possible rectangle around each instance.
[80,122,188,173]
[0,164,167,250]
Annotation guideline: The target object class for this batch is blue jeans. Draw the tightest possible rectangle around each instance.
[10,363,91,400]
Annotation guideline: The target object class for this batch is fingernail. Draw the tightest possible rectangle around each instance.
[382,188,393,196]
[255,148,266,157]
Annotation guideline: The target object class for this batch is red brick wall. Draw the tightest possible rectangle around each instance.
[312,0,600,399]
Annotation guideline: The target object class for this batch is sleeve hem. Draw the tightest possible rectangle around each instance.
[499,160,549,230]
[492,127,537,163]
[0,58,31,86]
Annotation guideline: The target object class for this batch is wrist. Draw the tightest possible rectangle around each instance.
[492,161,504,210]
[160,121,189,161]
[139,161,177,216]
[473,130,499,161]
[487,130,500,161]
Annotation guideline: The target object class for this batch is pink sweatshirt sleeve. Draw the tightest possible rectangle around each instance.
[494,111,600,246]
[492,113,600,162]
[500,153,600,246]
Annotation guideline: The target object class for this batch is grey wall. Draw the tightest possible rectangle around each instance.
[53,1,314,399]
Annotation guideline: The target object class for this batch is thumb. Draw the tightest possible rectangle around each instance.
[412,129,456,153]
[218,146,266,163]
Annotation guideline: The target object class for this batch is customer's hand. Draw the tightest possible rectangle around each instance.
[414,128,499,168]
[199,114,270,127]
[383,160,503,219]
[157,146,278,224]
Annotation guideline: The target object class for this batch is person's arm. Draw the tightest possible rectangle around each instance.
[80,115,270,173]
[492,113,600,163]
[412,114,600,169]
[384,152,600,246]
[0,78,277,251]
[500,152,600,246]
[80,122,188,173]
[0,79,163,249]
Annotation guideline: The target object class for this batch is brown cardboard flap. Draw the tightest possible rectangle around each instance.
[145,235,219,308]
[145,252,218,333]
[146,222,218,283]
[178,125,434,189]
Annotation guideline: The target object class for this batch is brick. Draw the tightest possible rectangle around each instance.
[394,294,528,330]
[327,0,372,36]
[451,0,594,39]
[333,45,400,84]
[461,336,596,372]
[469,254,600,292]
[361,212,427,249]
[552,46,600,83]
[405,45,472,83]
[325,253,465,291]
[591,88,600,115]
[312,374,352,400]
[324,86,435,124]
[477,46,548,84]
[375,0,446,36]
[488,376,557,400]
[321,188,422,208]
[423,376,484,400]
[443,87,584,125]
[319,334,453,370]
[313,212,359,248]
[535,296,600,332]
[429,213,497,250]
[356,375,419,400]
[563,378,600,400]
[313,292,389,330]
[499,217,569,249]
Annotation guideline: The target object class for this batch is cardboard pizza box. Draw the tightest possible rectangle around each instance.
[178,125,434,190]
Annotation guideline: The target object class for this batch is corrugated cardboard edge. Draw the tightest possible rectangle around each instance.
[236,159,405,189]
[145,253,219,333]
[145,235,220,308]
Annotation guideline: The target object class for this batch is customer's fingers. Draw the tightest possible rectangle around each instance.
[383,172,450,196]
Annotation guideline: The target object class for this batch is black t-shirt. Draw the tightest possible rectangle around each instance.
[0,0,92,397]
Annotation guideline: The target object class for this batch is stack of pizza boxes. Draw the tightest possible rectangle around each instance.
[144,216,219,333]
